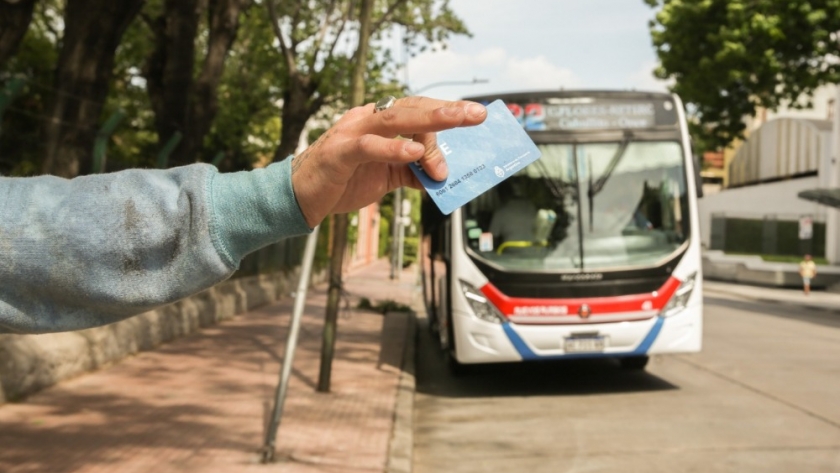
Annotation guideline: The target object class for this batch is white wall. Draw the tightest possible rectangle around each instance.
[697,176,824,248]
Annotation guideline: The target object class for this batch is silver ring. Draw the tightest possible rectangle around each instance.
[374,95,397,113]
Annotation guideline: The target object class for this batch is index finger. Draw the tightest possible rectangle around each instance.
[359,97,487,137]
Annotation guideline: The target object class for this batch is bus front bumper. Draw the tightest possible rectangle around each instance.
[451,304,702,364]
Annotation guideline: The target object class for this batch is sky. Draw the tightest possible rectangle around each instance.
[398,0,670,100]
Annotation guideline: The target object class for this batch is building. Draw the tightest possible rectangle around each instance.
[698,85,840,262]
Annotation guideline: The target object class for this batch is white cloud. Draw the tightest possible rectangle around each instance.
[474,47,507,66]
[503,55,581,90]
[407,47,581,99]
[626,61,672,93]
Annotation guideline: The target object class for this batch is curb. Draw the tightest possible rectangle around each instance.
[386,310,416,473]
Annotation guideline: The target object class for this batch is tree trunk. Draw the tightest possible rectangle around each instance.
[42,0,145,177]
[0,0,37,68]
[273,75,323,162]
[185,0,249,166]
[145,0,203,166]
[317,0,374,393]
[146,0,249,168]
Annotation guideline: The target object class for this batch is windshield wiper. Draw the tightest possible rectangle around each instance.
[587,132,632,231]
[534,159,574,201]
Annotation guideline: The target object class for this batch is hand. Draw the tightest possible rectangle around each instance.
[290,96,487,228]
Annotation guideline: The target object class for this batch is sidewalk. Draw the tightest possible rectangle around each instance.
[0,259,419,473]
[704,279,840,312]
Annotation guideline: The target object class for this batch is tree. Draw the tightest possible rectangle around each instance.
[41,0,145,177]
[0,0,38,68]
[143,0,252,167]
[646,0,840,150]
[101,1,284,172]
[265,0,470,161]
[203,7,288,170]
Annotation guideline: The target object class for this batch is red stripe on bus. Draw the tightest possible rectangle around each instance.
[480,277,682,318]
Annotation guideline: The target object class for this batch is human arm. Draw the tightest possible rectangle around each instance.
[0,160,309,333]
[0,97,487,334]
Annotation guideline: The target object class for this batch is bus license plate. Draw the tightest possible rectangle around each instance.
[564,336,606,353]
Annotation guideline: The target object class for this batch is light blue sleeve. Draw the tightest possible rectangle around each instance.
[0,159,311,334]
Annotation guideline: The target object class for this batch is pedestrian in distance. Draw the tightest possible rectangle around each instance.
[0,96,487,334]
[799,254,817,295]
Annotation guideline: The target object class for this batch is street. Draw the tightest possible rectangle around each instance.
[413,291,840,472]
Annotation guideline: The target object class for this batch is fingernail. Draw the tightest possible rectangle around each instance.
[466,103,486,118]
[405,141,424,155]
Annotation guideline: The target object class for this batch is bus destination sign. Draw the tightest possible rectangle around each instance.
[505,99,676,132]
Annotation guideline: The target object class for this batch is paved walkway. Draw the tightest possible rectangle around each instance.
[0,259,419,473]
[704,279,840,312]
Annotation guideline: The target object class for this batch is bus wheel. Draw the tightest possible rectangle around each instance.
[619,356,649,370]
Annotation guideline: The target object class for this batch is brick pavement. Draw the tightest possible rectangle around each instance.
[0,259,419,473]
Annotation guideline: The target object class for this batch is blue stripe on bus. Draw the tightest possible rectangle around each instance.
[502,316,665,360]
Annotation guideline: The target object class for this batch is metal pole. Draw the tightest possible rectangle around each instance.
[396,203,406,280]
[390,187,402,279]
[262,225,320,463]
[210,151,225,167]
[91,109,125,174]
[157,131,183,169]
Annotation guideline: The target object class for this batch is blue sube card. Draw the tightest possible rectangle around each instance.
[410,100,542,215]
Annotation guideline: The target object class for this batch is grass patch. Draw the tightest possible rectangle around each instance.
[357,297,412,314]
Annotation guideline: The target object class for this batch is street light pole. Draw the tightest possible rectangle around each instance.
[390,187,402,279]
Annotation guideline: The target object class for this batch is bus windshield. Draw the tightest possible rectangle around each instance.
[462,141,689,271]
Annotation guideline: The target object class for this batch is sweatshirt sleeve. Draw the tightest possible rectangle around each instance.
[0,159,311,334]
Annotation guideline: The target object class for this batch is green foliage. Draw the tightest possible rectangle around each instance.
[379,192,395,257]
[403,236,419,267]
[1,0,470,176]
[266,0,470,122]
[646,0,840,149]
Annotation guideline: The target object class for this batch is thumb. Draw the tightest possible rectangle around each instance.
[412,132,448,181]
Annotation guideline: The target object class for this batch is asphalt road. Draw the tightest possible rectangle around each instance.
[413,292,840,472]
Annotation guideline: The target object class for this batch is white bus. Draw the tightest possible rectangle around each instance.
[421,90,703,372]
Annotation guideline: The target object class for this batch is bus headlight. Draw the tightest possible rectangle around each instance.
[459,280,506,324]
[661,272,697,317]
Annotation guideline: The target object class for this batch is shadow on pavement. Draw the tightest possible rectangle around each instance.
[705,295,840,330]
[414,318,678,399]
